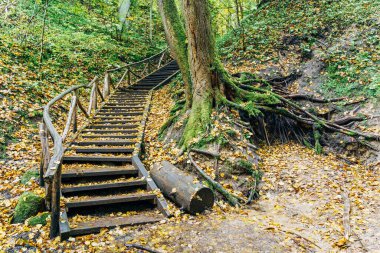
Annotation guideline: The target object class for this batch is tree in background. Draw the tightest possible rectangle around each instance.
[158,0,380,150]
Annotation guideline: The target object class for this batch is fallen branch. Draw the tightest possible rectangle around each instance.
[125,244,162,253]
[284,94,346,103]
[343,189,351,242]
[352,230,368,252]
[188,152,242,206]
[334,116,364,126]
[190,148,220,158]
[266,227,321,249]
[246,179,257,204]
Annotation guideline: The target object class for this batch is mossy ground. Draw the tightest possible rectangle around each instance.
[12,192,44,224]
[20,170,39,185]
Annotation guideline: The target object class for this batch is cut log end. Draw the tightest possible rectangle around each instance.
[189,187,214,214]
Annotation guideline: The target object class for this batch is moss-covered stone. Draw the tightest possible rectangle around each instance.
[27,212,50,226]
[12,192,45,224]
[20,170,39,184]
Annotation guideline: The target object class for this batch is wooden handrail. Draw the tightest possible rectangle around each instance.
[40,48,172,238]
[107,48,168,72]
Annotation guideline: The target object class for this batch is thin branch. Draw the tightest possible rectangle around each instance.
[189,152,242,206]
[39,0,49,71]
[125,244,162,253]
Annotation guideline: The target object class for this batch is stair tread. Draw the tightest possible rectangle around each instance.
[63,156,132,162]
[73,140,135,145]
[74,147,134,153]
[63,166,137,176]
[68,212,164,236]
[66,192,156,208]
[62,179,146,193]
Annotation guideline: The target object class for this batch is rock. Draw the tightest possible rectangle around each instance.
[20,170,39,185]
[12,192,45,224]
[27,212,50,226]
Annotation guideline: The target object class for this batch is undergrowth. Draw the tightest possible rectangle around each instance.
[218,0,380,99]
[0,0,165,156]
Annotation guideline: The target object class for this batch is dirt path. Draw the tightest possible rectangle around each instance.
[121,143,379,252]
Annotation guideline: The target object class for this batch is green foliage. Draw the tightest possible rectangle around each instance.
[13,192,45,224]
[217,0,380,99]
[20,170,39,185]
[27,212,50,226]
[0,0,165,154]
[236,159,253,172]
[322,30,380,98]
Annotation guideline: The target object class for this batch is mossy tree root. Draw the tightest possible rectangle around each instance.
[189,152,242,207]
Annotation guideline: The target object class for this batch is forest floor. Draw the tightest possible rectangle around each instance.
[1,0,379,252]
[1,85,378,252]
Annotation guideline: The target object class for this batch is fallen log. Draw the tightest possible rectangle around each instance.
[151,161,214,214]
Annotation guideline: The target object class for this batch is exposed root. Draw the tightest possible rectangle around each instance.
[189,152,242,207]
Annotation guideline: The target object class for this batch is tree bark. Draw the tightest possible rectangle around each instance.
[180,0,220,146]
[157,0,192,108]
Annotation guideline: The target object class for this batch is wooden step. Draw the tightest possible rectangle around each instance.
[97,112,143,116]
[81,135,138,139]
[74,147,134,153]
[73,140,135,146]
[89,124,138,129]
[67,213,164,237]
[102,106,144,109]
[63,156,132,163]
[62,166,138,179]
[82,129,138,133]
[108,99,147,102]
[105,103,144,106]
[62,179,146,194]
[66,193,156,209]
[94,120,140,124]
[94,116,140,119]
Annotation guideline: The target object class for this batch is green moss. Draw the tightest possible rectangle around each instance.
[20,170,39,185]
[236,159,254,173]
[226,129,238,137]
[180,93,213,147]
[28,212,50,226]
[13,192,45,224]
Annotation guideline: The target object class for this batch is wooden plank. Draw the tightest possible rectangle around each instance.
[74,147,134,153]
[61,96,77,142]
[72,140,135,146]
[81,135,138,139]
[62,166,138,179]
[102,106,145,109]
[63,156,132,163]
[89,124,139,129]
[132,156,171,217]
[93,120,139,124]
[39,122,50,186]
[82,129,138,133]
[62,180,146,194]
[59,209,71,241]
[66,193,156,208]
[69,213,163,237]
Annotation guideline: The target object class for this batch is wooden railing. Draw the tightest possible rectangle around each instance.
[39,48,172,238]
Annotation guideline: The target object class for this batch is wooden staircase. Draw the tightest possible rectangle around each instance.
[56,61,179,238]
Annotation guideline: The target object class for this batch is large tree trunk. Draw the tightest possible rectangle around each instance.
[157,0,192,107]
[180,0,221,146]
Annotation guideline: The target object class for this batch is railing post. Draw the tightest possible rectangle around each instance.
[62,95,77,142]
[103,72,111,98]
[127,68,131,86]
[87,83,97,115]
[73,104,77,133]
[49,163,62,239]
[39,122,49,187]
